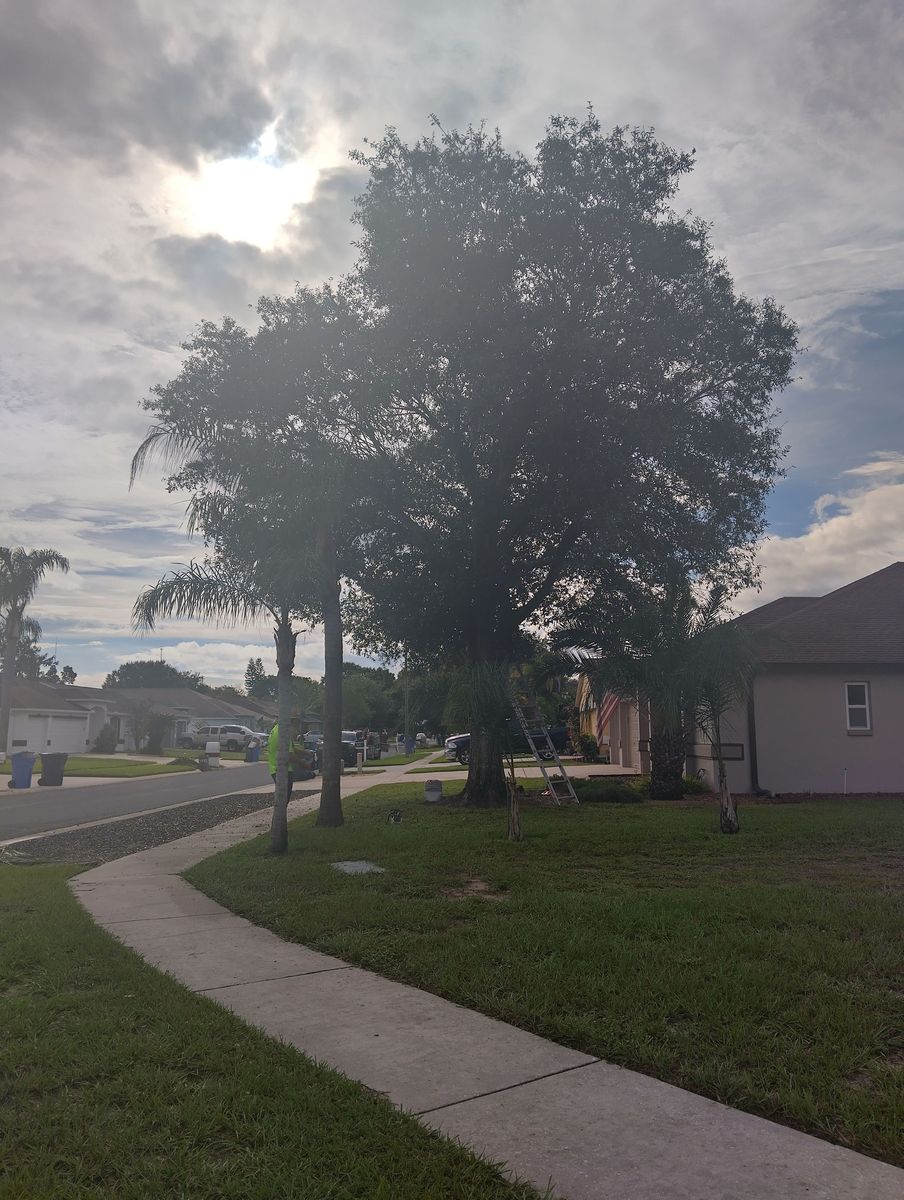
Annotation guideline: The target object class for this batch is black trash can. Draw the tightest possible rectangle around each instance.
[38,752,69,786]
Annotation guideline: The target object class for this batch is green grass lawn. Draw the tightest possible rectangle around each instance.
[1,755,197,778]
[0,864,539,1200]
[376,749,437,766]
[187,783,904,1166]
[164,746,248,761]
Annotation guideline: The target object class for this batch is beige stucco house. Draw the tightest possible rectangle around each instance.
[688,562,904,795]
[578,562,904,795]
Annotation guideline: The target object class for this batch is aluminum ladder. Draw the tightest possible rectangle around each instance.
[510,693,579,805]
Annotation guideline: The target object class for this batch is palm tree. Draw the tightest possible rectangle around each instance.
[557,569,732,802]
[130,286,369,831]
[133,558,305,854]
[0,547,69,756]
[689,621,759,834]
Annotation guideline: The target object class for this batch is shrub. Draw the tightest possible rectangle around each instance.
[573,778,644,804]
[578,733,600,762]
[146,713,173,755]
[92,724,118,754]
[681,773,711,794]
[631,773,712,798]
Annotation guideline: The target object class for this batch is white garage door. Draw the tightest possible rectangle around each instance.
[46,715,90,754]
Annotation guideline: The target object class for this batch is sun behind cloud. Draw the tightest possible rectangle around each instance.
[165,123,321,249]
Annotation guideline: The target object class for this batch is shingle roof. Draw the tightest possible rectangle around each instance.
[741,562,904,664]
[10,681,90,712]
[736,596,819,630]
[103,688,261,719]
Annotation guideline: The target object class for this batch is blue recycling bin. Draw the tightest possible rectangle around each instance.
[8,751,37,789]
[244,744,261,763]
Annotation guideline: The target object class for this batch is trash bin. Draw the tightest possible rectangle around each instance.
[244,743,261,763]
[38,752,68,786]
[197,754,210,771]
[424,779,443,804]
[8,751,37,789]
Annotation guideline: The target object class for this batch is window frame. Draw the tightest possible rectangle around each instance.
[844,681,872,734]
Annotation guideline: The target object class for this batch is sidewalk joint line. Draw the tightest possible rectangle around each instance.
[199,965,353,992]
[414,1056,602,1116]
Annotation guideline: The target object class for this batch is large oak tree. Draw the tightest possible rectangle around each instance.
[347,113,798,805]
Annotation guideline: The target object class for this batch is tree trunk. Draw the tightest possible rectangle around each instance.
[714,720,739,834]
[506,759,523,842]
[648,723,685,802]
[0,612,20,759]
[316,530,344,828]
[461,727,507,806]
[269,614,297,855]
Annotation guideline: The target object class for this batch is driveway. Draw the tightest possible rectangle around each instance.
[0,762,271,840]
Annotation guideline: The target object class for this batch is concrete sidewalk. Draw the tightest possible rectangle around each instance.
[71,770,904,1200]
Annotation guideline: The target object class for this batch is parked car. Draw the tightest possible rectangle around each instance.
[444,723,570,765]
[313,731,358,769]
[179,724,263,752]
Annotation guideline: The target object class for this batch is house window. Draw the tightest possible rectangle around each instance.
[845,682,871,732]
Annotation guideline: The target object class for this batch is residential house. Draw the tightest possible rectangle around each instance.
[688,562,904,795]
[4,684,274,755]
[578,563,904,796]
[575,675,649,773]
[5,680,104,756]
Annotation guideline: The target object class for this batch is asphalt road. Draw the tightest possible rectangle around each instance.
[0,762,272,840]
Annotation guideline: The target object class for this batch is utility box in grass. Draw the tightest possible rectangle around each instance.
[424,778,443,804]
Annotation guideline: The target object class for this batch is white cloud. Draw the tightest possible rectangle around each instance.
[739,455,904,607]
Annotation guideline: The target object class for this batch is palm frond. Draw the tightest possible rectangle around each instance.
[0,546,69,611]
[132,561,276,632]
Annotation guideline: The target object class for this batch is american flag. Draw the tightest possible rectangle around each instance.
[596,691,620,749]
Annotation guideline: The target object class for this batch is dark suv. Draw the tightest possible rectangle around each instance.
[444,723,570,765]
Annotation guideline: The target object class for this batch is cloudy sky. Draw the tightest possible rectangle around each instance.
[2,0,903,685]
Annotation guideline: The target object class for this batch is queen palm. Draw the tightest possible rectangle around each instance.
[0,547,69,755]
[133,551,311,854]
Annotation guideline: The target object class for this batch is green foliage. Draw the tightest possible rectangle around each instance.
[60,664,77,685]
[348,115,797,673]
[244,656,268,697]
[104,659,204,690]
[578,733,600,762]
[121,700,175,753]
[145,712,173,755]
[92,723,118,754]
[573,778,644,803]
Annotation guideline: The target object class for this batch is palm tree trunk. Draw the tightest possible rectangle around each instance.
[316,529,344,828]
[0,611,20,758]
[648,720,685,802]
[269,613,296,855]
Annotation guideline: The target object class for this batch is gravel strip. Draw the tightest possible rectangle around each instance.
[0,790,318,866]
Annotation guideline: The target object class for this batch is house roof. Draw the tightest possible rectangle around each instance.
[10,680,91,713]
[100,688,262,719]
[735,596,819,631]
[740,562,904,665]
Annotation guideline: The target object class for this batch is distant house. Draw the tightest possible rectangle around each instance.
[576,563,904,796]
[5,684,273,755]
[5,681,103,756]
[575,675,648,773]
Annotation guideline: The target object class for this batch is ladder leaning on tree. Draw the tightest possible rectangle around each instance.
[509,692,579,805]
